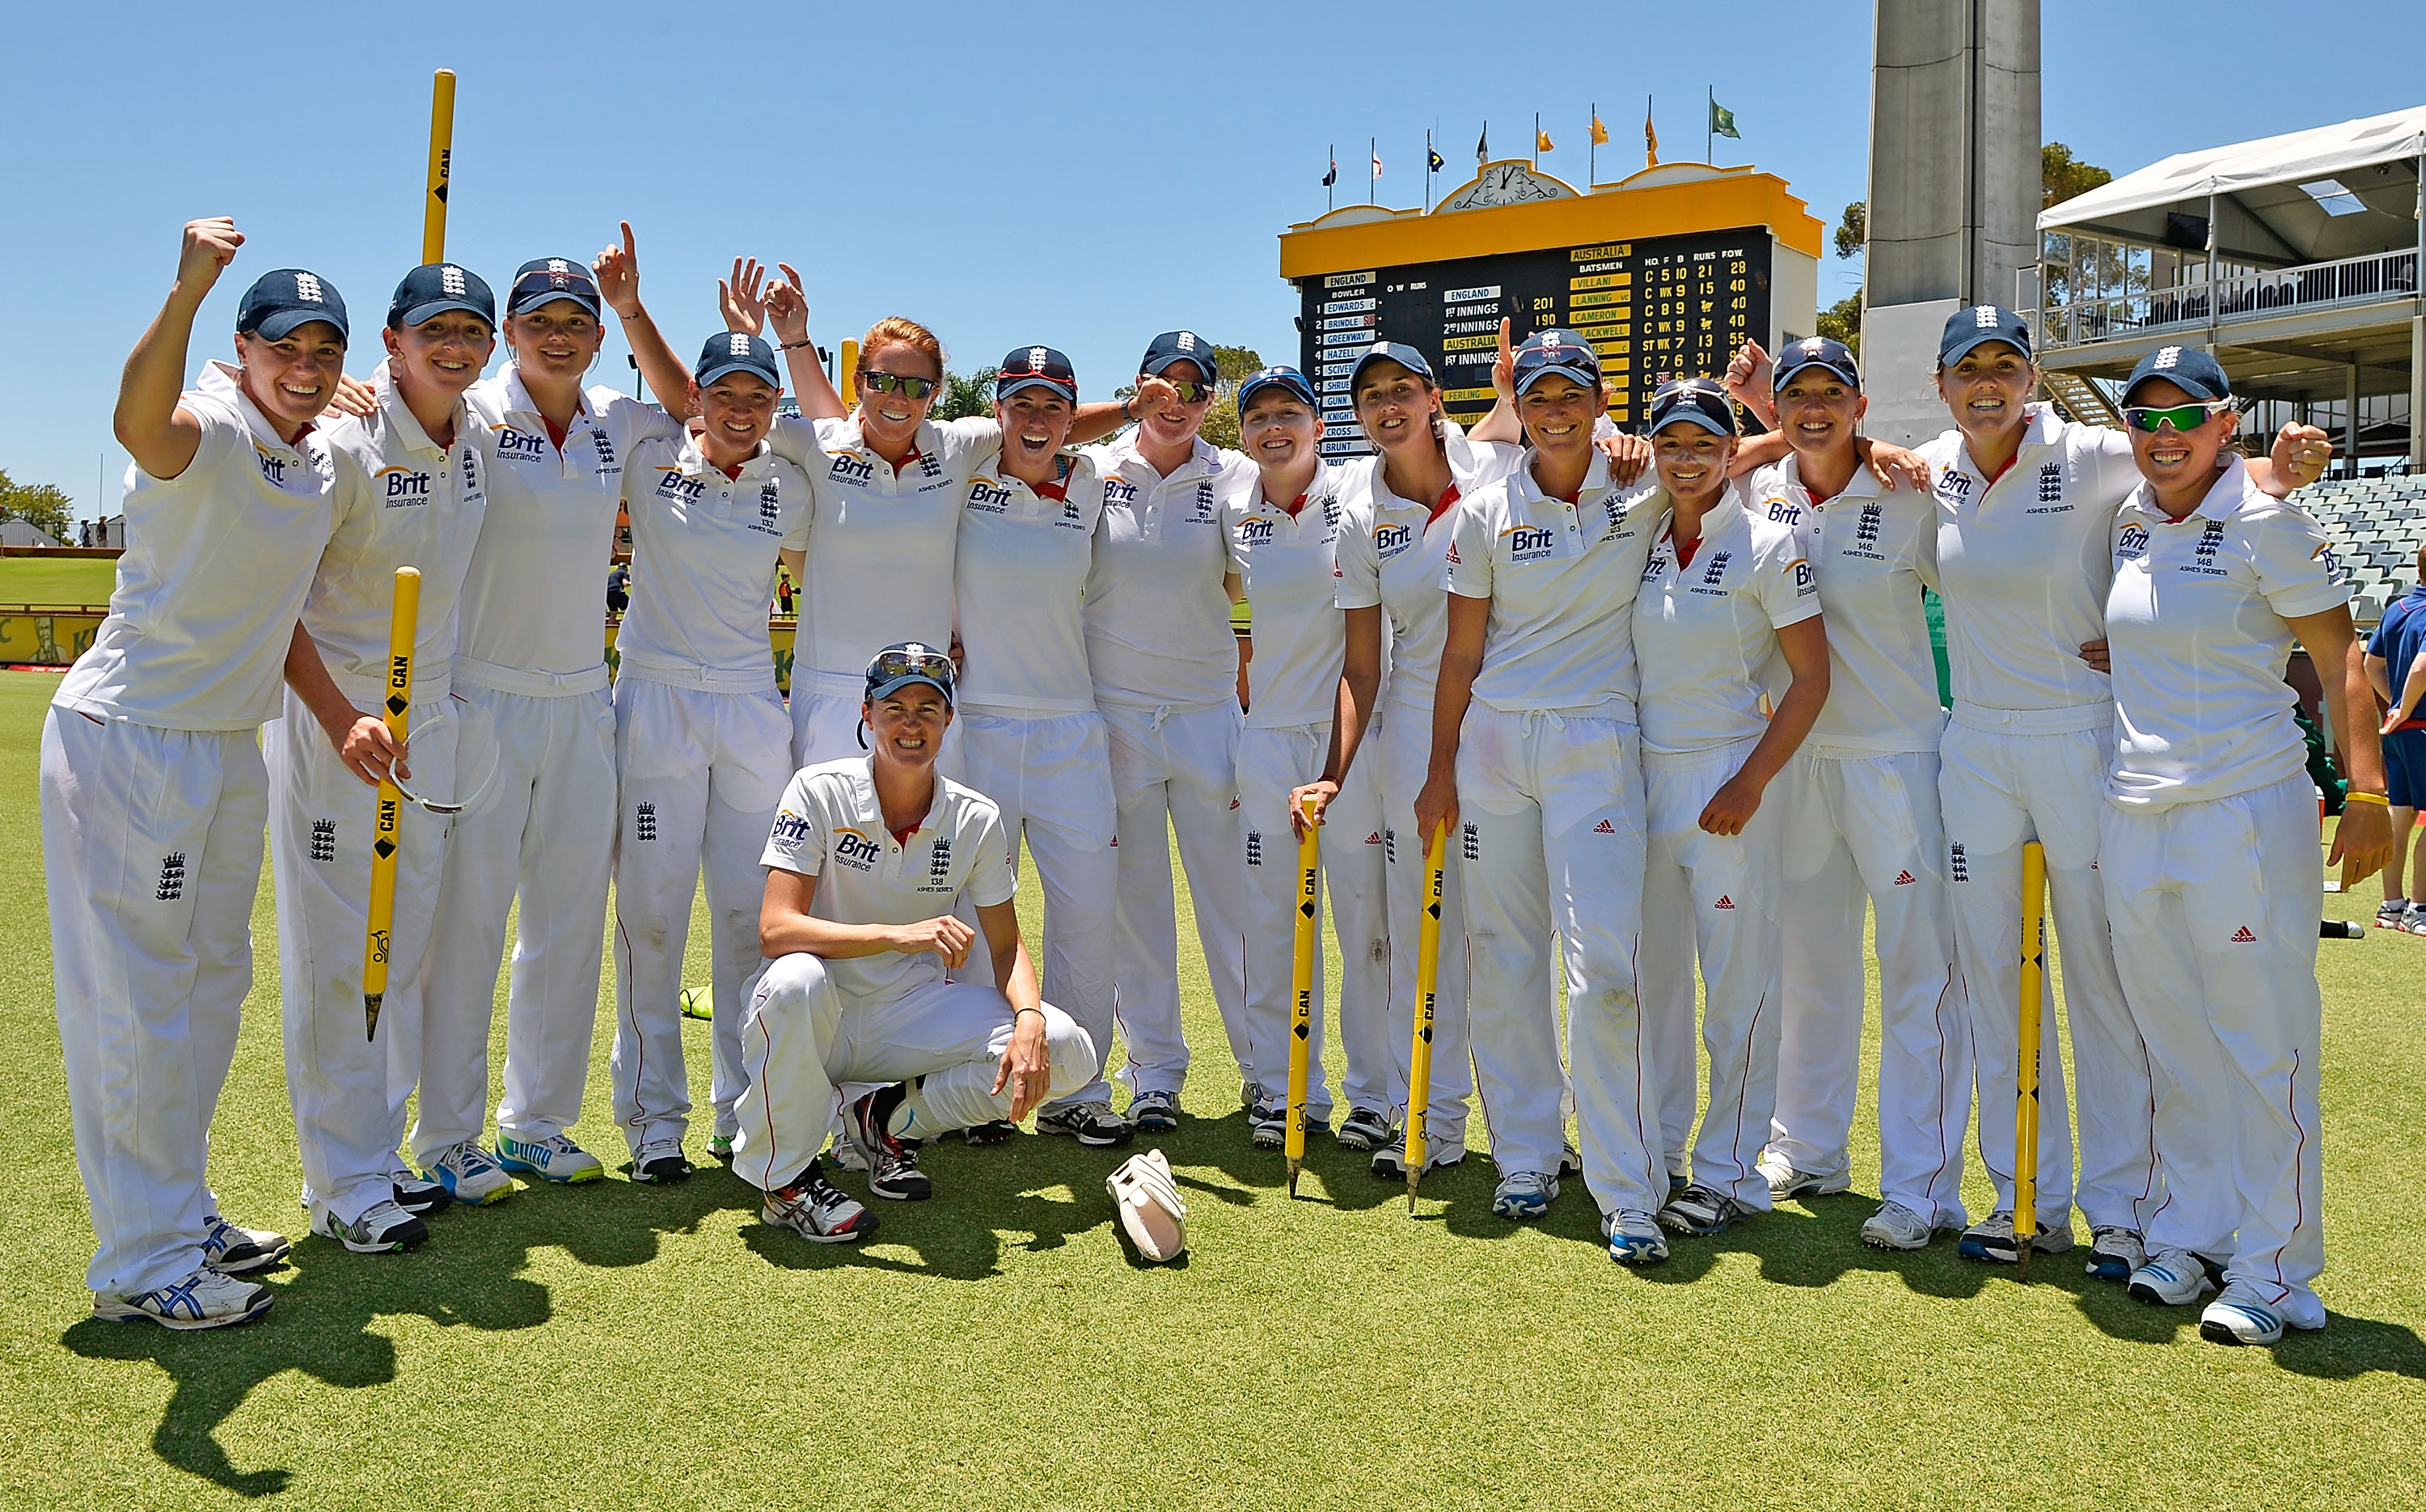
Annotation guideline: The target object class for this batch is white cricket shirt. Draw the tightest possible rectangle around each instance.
[766,414,1000,681]
[953,452,1105,716]
[1081,434,1249,711]
[2105,459,2350,809]
[1333,429,1524,720]
[459,368,678,682]
[56,362,336,730]
[306,382,488,703]
[1922,405,2139,718]
[1224,462,1353,729]
[615,435,812,686]
[761,758,1019,1004]
[1748,455,1944,754]
[1443,451,1663,717]
[1633,485,1822,754]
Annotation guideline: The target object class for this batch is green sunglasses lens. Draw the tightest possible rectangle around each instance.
[862,373,937,399]
[2125,403,2217,433]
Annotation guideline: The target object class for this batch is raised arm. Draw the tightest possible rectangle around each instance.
[759,266,847,421]
[595,221,696,419]
[116,218,244,479]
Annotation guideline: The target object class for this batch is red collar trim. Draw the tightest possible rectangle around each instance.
[1426,482,1462,527]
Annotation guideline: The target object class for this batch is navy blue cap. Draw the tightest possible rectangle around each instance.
[1236,365,1319,413]
[1139,330,1215,382]
[237,269,349,343]
[1349,341,1435,390]
[864,641,956,707]
[388,263,496,332]
[1772,335,1862,391]
[508,257,602,318]
[1938,305,2033,365]
[1648,378,1739,436]
[1511,329,1601,395]
[2122,344,2231,405]
[695,332,781,389]
[996,344,1077,401]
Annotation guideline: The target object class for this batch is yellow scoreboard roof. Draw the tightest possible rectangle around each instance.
[1278,162,1824,278]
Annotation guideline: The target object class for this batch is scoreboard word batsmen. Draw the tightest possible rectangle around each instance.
[1299,228,1772,454]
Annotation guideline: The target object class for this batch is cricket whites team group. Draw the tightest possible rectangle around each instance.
[40,214,2390,1350]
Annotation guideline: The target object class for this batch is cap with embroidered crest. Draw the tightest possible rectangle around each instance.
[1236,365,1319,413]
[864,641,957,707]
[1511,329,1601,395]
[2122,344,2231,405]
[1139,330,1215,382]
[695,331,782,389]
[388,263,496,332]
[507,257,602,319]
[1350,341,1435,390]
[995,345,1077,401]
[1938,304,2033,366]
[1648,378,1738,436]
[1771,335,1861,391]
[237,268,349,344]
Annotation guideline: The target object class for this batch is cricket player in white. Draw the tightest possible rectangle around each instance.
[606,333,811,1183]
[1222,367,1391,1150]
[2095,347,2389,1346]
[735,645,1097,1234]
[1632,379,1829,1243]
[1920,306,2329,1273]
[47,224,343,1328]
[1726,336,1974,1251]
[944,346,1131,1148]
[1083,332,1255,1129]
[416,249,681,1194]
[270,263,495,1252]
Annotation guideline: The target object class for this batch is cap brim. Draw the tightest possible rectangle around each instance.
[1772,358,1862,391]
[509,290,602,317]
[1650,409,1734,435]
[248,310,349,343]
[695,359,782,390]
[395,298,495,331]
[1350,348,1431,385]
[1515,362,1600,395]
[2123,374,2229,405]
[1142,354,1211,380]
[1938,332,2030,366]
[995,376,1076,401]
[864,673,953,705]
[1238,381,1316,411]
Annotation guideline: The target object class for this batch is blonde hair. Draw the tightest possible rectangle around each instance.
[859,316,945,380]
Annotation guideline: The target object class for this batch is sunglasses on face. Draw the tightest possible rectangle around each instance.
[860,372,939,400]
[1148,379,1213,404]
[2123,400,2234,433]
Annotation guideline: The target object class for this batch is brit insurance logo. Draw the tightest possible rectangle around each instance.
[254,445,289,488]
[493,424,548,462]
[378,467,432,507]
[1374,522,1414,560]
[768,808,810,860]
[653,467,705,503]
[1502,524,1557,562]
[1239,517,1276,547]
[966,477,1012,514]
[2117,522,2151,562]
[829,453,876,485]
[832,828,884,872]
[1103,476,1139,509]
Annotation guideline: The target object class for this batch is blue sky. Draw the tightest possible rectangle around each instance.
[5,0,2422,520]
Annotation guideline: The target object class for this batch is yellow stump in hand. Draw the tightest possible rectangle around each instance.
[362,567,421,1041]
[1286,796,1321,1197]
[1404,822,1449,1214]
[2014,839,2047,1275]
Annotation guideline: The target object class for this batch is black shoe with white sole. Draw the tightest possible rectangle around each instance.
[962,1119,1016,1146]
[1335,1107,1397,1152]
[847,1088,933,1201]
[1037,1100,1135,1147]
[200,1215,291,1274]
[391,1172,453,1217]
[1371,1138,1466,1178]
[632,1141,693,1185]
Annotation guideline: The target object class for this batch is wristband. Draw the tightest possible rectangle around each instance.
[2344,790,2390,808]
[1121,395,1137,421]
[780,338,815,350]
[1014,1006,1046,1018]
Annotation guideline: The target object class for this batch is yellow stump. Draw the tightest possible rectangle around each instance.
[2014,839,2047,1275]
[839,337,860,408]
[1404,823,1449,1213]
[362,567,421,1041]
[1285,796,1320,1197]
[422,70,455,264]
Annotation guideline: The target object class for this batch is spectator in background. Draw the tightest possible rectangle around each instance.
[2365,543,2426,931]
[606,560,631,616]
[79,520,91,547]
[776,564,794,618]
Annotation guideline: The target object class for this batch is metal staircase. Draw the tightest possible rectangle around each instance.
[2039,370,2124,429]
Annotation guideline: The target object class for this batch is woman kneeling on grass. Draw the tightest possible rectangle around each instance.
[732,643,1098,1241]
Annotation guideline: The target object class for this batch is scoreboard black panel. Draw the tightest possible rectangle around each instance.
[1295,226,1772,455]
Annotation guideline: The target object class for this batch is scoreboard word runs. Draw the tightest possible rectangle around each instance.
[1297,226,1771,455]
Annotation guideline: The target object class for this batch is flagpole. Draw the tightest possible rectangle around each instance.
[1589,101,1596,185]
[1424,130,1433,213]
[1532,112,1540,170]
[1327,142,1334,211]
[1707,85,1714,164]
[1369,137,1376,205]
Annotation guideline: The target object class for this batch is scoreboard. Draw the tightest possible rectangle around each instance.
[1298,227,1771,454]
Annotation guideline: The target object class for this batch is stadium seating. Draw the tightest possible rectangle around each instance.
[2288,471,2426,625]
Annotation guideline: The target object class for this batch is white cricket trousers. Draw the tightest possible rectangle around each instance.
[1771,747,1972,1224]
[1235,721,1391,1120]
[1456,704,1655,1214]
[2100,774,2327,1327]
[1940,714,2158,1232]
[267,686,454,1227]
[949,707,1119,1109]
[610,673,792,1155]
[416,669,616,1160]
[42,711,263,1296]
[1377,701,1473,1145]
[1641,737,1786,1212]
[729,952,1097,1191]
[1101,699,1250,1099]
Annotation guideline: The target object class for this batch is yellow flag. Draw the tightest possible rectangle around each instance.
[1591,114,1608,146]
[1536,127,1554,152]
[1645,107,1659,167]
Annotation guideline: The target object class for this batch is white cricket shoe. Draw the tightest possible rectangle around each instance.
[2200,1282,2308,1346]
[311,1198,428,1254]
[94,1268,273,1330]
[421,1140,515,1206]
[1603,1209,1669,1265]
[2128,1248,2224,1307]
[1490,1170,1558,1220]
[1105,1148,1187,1263]
[1957,1210,2075,1264]
[2086,1225,2147,1282]
[200,1215,290,1274]
[1860,1201,1942,1251]
[496,1131,604,1184]
[1758,1147,1851,1201]
[763,1160,877,1244]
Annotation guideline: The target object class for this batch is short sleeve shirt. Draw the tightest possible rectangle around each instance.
[614,436,811,685]
[2106,460,2351,808]
[954,452,1105,716]
[761,758,1018,1003]
[1081,435,1251,711]
[2368,585,2426,726]
[1224,462,1354,729]
[1633,487,1823,754]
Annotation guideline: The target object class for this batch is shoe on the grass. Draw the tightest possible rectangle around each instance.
[1757,1147,1851,1201]
[1490,1170,1558,1220]
[707,1131,737,1163]
[422,1140,515,1205]
[1037,1100,1135,1148]
[311,1198,428,1255]
[1558,1142,1583,1180]
[762,1159,878,1244]
[1603,1208,1669,1265]
[1249,1099,1321,1150]
[2086,1225,2147,1282]
[1667,1171,1688,1205]
[93,1268,272,1331]
[389,1168,452,1217]
[496,1131,605,1184]
[1128,1088,1180,1134]
[2200,1282,2301,1346]
[2406,904,2426,935]
[1371,1135,1465,1178]
[200,1214,290,1274]
[1860,1200,1943,1251]
[1659,1183,1749,1236]
[1957,1210,2076,1263]
[845,1089,932,1201]
[632,1140,692,1185]
[1240,1079,1266,1112]
[962,1119,1016,1147]
[2375,898,2410,929]
[2128,1248,2224,1307]
[1335,1107,1397,1152]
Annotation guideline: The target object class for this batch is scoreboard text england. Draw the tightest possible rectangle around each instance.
[1299,227,1771,454]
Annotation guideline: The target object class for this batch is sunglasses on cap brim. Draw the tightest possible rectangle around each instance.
[867,648,956,688]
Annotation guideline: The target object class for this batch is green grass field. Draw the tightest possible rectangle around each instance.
[3,667,2422,1509]
[0,556,116,608]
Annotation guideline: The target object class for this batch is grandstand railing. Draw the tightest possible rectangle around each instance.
[2035,247,2420,353]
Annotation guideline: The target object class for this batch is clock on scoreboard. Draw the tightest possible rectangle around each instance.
[1298,226,1773,455]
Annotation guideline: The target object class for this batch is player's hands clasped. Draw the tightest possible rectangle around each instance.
[888,914,976,968]
[994,1011,1053,1121]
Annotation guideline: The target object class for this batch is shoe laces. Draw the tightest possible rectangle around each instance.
[356,1198,410,1231]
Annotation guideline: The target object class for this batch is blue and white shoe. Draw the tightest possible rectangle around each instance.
[1491,1170,1558,1220]
[2127,1248,2222,1307]
[2200,1282,2294,1345]
[1604,1209,1669,1265]
[93,1268,272,1331]
[200,1215,290,1274]
[421,1140,515,1205]
[1128,1088,1180,1134]
[495,1132,604,1185]
[1659,1183,1750,1236]
[2086,1226,2147,1282]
